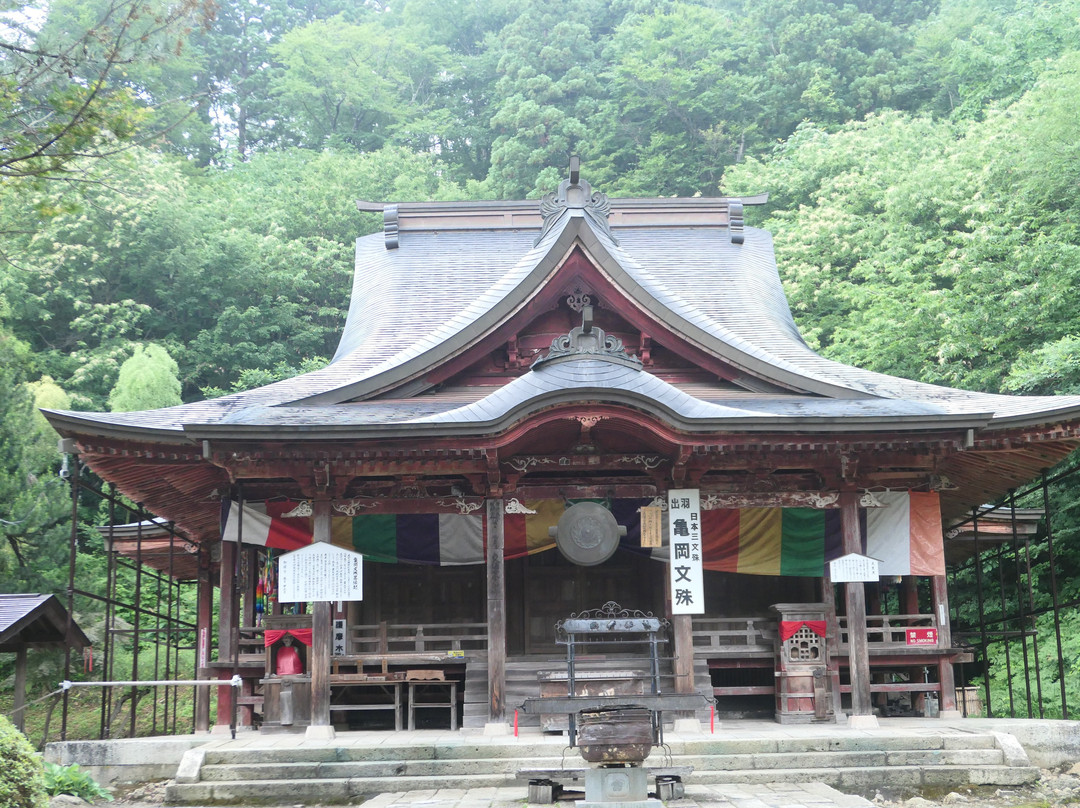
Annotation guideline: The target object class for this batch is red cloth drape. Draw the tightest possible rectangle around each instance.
[779,620,827,642]
[264,628,314,647]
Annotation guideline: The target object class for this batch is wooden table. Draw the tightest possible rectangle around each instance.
[329,675,404,730]
[407,680,458,731]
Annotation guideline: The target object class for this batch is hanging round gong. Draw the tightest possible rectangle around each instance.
[552,502,625,566]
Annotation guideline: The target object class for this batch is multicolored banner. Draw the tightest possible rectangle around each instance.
[220,492,945,577]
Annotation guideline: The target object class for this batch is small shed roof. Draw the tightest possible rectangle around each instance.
[0,594,90,652]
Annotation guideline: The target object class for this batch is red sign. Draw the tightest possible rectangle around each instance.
[906,628,938,646]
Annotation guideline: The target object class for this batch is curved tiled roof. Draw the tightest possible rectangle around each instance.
[42,193,1080,440]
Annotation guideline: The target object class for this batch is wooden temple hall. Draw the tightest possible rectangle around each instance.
[44,164,1080,737]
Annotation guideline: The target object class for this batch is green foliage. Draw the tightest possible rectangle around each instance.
[269,15,449,153]
[0,145,465,401]
[0,330,71,585]
[108,344,183,412]
[0,0,213,181]
[906,0,1080,121]
[42,763,112,802]
[724,52,1080,394]
[0,715,47,808]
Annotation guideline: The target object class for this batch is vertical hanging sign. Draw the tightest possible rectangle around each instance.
[668,489,704,615]
[640,505,663,548]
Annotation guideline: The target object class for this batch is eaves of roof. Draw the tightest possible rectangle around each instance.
[182,358,997,443]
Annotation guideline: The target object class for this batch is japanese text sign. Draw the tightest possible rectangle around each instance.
[668,489,704,615]
[829,553,880,582]
[640,505,663,548]
[906,628,938,646]
[279,542,364,603]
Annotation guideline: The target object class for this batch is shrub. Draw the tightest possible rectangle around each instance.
[0,715,47,808]
[43,763,113,802]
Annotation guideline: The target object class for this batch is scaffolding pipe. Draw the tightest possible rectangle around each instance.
[1041,470,1069,719]
[971,509,992,717]
[61,453,80,741]
[995,543,1015,716]
[1008,492,1034,718]
[63,677,241,689]
[1022,536,1045,718]
[131,514,144,737]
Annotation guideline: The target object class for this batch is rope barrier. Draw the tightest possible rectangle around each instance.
[6,687,64,718]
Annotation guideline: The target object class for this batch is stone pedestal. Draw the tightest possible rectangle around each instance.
[577,767,662,808]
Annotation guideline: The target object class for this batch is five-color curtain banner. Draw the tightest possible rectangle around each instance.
[220,491,944,577]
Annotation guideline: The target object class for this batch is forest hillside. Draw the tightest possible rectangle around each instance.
[2,0,1079,720]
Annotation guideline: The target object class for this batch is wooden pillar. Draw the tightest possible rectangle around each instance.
[902,576,920,615]
[820,568,843,716]
[13,646,27,732]
[236,546,257,727]
[486,498,506,725]
[932,574,959,714]
[216,539,238,728]
[671,618,695,695]
[194,544,214,732]
[307,499,334,737]
[840,491,875,723]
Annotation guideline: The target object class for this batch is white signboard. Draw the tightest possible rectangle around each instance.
[668,489,704,615]
[829,552,881,583]
[279,543,364,603]
[332,618,348,656]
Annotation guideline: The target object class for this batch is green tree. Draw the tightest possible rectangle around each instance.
[904,0,1080,121]
[724,52,1080,395]
[107,344,183,412]
[269,14,448,152]
[592,0,933,195]
[0,330,70,587]
[0,0,213,180]
[484,0,623,198]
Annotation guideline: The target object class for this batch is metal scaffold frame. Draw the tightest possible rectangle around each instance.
[947,463,1077,721]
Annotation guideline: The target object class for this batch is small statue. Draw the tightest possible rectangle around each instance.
[275,634,304,675]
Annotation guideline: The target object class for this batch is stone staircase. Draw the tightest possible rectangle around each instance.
[165,727,1040,805]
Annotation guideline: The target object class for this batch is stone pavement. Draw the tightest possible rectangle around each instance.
[362,782,872,808]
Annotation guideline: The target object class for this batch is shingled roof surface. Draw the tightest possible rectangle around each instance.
[43,187,1080,440]
[0,594,90,650]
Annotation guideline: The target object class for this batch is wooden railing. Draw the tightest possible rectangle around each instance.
[348,621,488,656]
[836,613,939,650]
[690,617,777,657]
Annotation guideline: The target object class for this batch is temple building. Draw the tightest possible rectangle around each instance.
[44,165,1080,736]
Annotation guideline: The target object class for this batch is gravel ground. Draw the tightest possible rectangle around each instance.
[869,768,1080,808]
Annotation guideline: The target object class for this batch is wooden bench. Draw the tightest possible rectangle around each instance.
[407,680,458,730]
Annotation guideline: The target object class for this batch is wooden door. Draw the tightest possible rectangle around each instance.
[519,551,663,655]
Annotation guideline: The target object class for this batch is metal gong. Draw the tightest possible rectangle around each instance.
[550,502,626,566]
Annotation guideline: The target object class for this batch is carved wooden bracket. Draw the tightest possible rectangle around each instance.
[671,446,693,486]
[484,449,502,497]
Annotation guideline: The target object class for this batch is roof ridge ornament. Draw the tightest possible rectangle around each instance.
[535,156,619,247]
[531,304,643,370]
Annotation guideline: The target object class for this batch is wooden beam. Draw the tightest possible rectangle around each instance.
[932,574,958,713]
[486,498,506,725]
[216,539,238,729]
[194,544,213,732]
[309,499,333,733]
[841,490,873,720]
[13,646,27,732]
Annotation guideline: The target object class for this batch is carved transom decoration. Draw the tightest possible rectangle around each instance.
[531,305,642,369]
[565,284,593,313]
